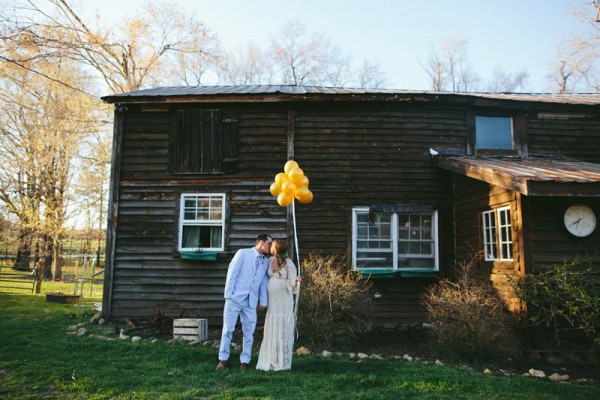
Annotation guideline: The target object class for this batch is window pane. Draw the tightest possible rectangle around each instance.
[498,208,513,261]
[180,194,225,251]
[398,212,435,260]
[356,251,393,269]
[422,242,432,254]
[355,212,392,268]
[476,116,512,150]
[182,226,201,248]
[354,209,438,271]
[182,226,222,248]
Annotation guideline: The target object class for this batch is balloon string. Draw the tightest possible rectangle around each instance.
[291,200,301,338]
[292,201,301,273]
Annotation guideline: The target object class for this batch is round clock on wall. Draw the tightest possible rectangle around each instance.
[563,204,597,238]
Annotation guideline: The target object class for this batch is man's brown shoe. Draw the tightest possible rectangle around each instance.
[216,360,229,370]
[239,363,249,371]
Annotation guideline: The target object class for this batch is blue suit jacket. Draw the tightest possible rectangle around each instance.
[223,247,269,308]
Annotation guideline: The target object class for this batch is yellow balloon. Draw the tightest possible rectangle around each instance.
[277,192,294,207]
[275,172,288,186]
[297,190,313,204]
[298,175,309,188]
[284,160,299,174]
[295,186,310,200]
[269,182,281,197]
[281,180,297,195]
[288,167,305,184]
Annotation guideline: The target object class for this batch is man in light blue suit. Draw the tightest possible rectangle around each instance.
[217,234,272,370]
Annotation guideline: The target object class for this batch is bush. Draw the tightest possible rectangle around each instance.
[421,252,520,361]
[296,254,372,347]
[515,257,600,349]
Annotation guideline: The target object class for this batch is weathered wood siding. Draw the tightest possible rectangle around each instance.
[108,105,289,325]
[106,102,466,326]
[292,104,463,323]
[452,175,524,313]
[105,100,600,328]
[523,197,600,272]
[527,114,600,163]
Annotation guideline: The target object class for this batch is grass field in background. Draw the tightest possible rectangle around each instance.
[0,267,104,299]
[1,292,599,399]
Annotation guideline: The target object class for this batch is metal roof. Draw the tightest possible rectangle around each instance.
[436,156,600,197]
[101,85,600,106]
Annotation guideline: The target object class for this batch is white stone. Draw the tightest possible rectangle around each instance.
[77,328,87,336]
[348,353,356,358]
[483,368,493,375]
[296,346,311,356]
[119,334,130,340]
[528,368,545,378]
[435,359,444,366]
[369,354,383,360]
[548,373,570,382]
[402,354,413,362]
[131,336,142,343]
[357,353,369,359]
[322,350,333,357]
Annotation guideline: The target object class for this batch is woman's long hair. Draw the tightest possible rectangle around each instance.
[271,239,288,276]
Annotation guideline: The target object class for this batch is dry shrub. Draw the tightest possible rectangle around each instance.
[421,252,520,361]
[297,254,372,347]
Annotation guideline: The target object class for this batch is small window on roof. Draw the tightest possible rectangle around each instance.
[475,116,513,150]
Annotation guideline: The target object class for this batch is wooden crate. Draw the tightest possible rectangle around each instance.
[173,318,208,341]
[46,293,82,303]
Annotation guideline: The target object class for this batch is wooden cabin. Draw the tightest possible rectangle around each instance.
[101,86,600,329]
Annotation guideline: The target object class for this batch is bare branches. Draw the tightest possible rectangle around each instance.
[2,0,222,93]
[420,36,482,92]
[218,20,386,88]
[421,35,534,93]
[548,3,600,93]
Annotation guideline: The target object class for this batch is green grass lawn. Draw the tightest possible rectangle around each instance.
[1,292,599,400]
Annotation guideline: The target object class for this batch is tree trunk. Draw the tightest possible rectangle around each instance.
[35,258,45,294]
[52,238,63,281]
[14,228,32,271]
[41,236,53,280]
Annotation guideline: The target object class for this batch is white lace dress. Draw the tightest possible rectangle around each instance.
[256,257,299,371]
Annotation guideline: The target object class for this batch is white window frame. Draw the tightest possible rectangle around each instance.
[178,193,226,251]
[352,207,439,271]
[482,206,513,261]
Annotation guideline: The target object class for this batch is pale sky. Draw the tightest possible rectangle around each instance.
[82,0,589,92]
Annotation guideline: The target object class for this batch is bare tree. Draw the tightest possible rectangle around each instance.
[421,48,445,91]
[421,36,481,92]
[354,58,389,89]
[486,67,529,93]
[548,4,600,92]
[1,0,222,93]
[219,43,275,85]
[421,36,535,93]
[218,21,387,88]
[270,21,351,86]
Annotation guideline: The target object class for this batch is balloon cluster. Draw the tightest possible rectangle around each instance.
[270,160,314,207]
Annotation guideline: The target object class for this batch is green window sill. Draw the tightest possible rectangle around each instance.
[179,251,220,261]
[356,269,438,279]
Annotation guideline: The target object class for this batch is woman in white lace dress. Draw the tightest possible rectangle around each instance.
[256,239,301,371]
